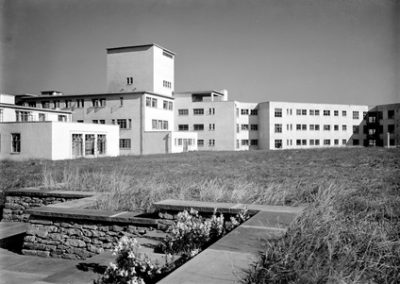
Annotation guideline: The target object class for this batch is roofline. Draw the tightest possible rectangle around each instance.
[0,103,72,114]
[174,90,225,96]
[106,43,175,55]
[257,101,370,107]
[17,91,174,101]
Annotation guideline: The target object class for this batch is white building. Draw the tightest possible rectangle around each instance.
[0,94,119,160]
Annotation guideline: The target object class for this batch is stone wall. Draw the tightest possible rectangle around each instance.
[3,196,69,222]
[1,189,95,222]
[22,216,168,260]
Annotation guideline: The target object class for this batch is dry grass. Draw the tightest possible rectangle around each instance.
[1,148,399,282]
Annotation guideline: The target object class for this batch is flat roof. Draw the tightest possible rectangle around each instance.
[0,103,72,113]
[106,43,175,55]
[17,91,174,101]
[174,90,225,96]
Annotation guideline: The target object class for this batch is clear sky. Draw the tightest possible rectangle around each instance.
[1,0,399,105]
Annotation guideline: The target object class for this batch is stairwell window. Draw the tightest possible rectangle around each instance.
[11,133,21,153]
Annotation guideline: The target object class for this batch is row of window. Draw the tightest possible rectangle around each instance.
[145,97,173,110]
[236,139,258,147]
[178,124,216,131]
[237,109,258,116]
[72,134,107,156]
[275,139,348,148]
[178,108,215,116]
[37,98,109,109]
[163,80,172,89]
[14,111,67,122]
[275,108,365,119]
[276,123,351,132]
[237,124,258,132]
[174,138,196,146]
[152,120,169,130]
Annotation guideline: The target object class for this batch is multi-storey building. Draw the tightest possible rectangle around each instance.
[15,44,197,156]
[258,102,369,149]
[364,103,400,147]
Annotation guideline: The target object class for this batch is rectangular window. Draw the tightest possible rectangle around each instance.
[193,124,204,131]
[168,102,173,110]
[163,100,168,110]
[324,139,331,145]
[16,111,31,122]
[11,133,21,153]
[53,101,60,109]
[38,113,46,121]
[178,109,188,116]
[342,139,347,145]
[250,139,258,146]
[119,139,131,149]
[274,108,282,117]
[97,135,106,155]
[209,123,215,131]
[388,110,395,119]
[152,120,168,130]
[76,99,85,108]
[302,124,307,131]
[334,110,339,116]
[209,139,215,147]
[236,139,240,148]
[302,139,307,146]
[323,110,330,116]
[334,125,339,131]
[208,108,215,115]
[241,109,249,115]
[315,110,320,116]
[342,110,347,117]
[146,97,151,107]
[309,124,315,131]
[85,134,95,155]
[296,139,301,146]
[241,124,249,131]
[28,102,36,108]
[178,124,189,131]
[77,120,84,123]
[236,124,240,133]
[310,139,315,146]
[250,109,258,115]
[302,109,307,115]
[72,134,83,157]
[193,108,204,115]
[58,115,67,122]
[315,124,320,131]
[353,139,359,146]
[117,119,128,129]
[296,124,301,130]
[274,139,282,149]
[275,124,282,133]
[198,139,204,147]
[93,120,98,124]
[151,98,157,108]
[296,109,302,115]
[241,139,249,146]
[352,111,359,119]
[324,124,331,131]
[309,109,314,115]
[250,124,258,131]
[334,139,339,145]
[353,125,359,134]
[342,125,347,131]
[315,139,320,146]
[65,100,73,108]
[388,124,395,134]
[127,77,133,85]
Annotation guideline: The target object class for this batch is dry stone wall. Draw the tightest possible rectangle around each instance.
[3,195,69,222]
[22,216,168,260]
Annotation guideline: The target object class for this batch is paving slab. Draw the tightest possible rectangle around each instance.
[210,226,285,254]
[0,222,28,239]
[242,210,299,228]
[158,249,257,284]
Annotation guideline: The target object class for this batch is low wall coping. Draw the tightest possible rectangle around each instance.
[5,188,96,199]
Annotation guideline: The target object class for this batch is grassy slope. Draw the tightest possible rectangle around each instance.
[1,148,399,282]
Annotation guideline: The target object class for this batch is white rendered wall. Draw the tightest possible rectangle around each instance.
[170,131,198,153]
[143,94,174,132]
[107,46,154,93]
[0,94,16,104]
[153,47,174,97]
[261,101,369,150]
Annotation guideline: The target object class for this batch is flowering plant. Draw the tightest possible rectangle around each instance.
[95,236,163,284]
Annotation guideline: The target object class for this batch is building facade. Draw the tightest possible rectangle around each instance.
[0,94,119,160]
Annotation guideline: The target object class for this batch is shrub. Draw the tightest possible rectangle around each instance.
[95,236,166,284]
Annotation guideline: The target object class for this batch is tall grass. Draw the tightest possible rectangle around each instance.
[243,184,400,283]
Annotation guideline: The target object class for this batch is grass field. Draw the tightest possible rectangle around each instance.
[1,148,399,283]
